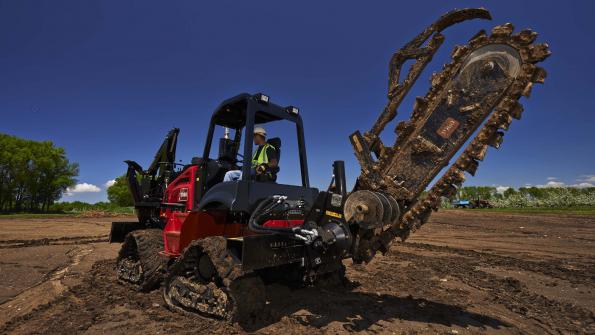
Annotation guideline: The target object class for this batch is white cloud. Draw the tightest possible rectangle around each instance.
[495,186,511,194]
[65,183,101,195]
[105,179,116,187]
[537,180,565,188]
[578,174,595,183]
[546,177,557,181]
[571,182,594,188]
[535,180,594,189]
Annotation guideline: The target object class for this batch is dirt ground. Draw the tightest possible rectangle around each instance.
[0,210,593,334]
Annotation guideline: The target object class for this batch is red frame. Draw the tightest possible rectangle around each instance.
[160,165,305,257]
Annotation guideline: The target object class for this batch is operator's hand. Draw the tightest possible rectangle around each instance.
[255,163,268,175]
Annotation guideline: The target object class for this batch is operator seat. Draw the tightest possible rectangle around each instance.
[191,157,229,189]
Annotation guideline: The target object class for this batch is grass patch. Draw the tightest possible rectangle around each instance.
[445,206,595,215]
[0,207,135,219]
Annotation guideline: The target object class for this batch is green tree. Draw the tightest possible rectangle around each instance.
[459,186,496,200]
[503,187,517,198]
[0,133,78,212]
[107,175,134,206]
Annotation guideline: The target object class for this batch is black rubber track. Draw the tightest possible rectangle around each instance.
[116,229,165,292]
[163,236,266,323]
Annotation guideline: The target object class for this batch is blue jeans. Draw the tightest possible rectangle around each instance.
[223,170,242,182]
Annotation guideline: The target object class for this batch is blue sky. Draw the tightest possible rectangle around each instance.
[1,0,594,203]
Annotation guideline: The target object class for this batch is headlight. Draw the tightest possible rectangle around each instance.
[285,106,299,115]
[255,93,269,104]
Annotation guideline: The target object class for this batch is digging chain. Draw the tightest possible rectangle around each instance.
[352,14,550,261]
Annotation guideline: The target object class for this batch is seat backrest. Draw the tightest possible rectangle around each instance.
[267,137,281,163]
[255,137,281,183]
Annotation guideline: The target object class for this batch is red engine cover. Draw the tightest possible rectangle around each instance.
[262,220,304,228]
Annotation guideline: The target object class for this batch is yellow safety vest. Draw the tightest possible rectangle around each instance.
[252,143,275,167]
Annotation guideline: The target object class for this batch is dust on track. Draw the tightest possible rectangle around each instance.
[0,211,594,334]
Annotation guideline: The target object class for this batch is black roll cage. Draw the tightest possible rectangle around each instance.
[200,93,310,188]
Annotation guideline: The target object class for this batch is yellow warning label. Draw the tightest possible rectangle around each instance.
[325,210,343,219]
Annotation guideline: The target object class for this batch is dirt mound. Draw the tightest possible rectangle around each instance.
[77,211,132,218]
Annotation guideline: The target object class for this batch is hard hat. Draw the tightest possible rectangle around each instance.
[254,126,267,137]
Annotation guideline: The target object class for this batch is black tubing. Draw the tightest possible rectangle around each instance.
[248,197,297,234]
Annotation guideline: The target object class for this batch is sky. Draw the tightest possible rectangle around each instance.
[1,0,594,203]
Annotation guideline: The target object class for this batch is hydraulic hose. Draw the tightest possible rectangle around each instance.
[248,196,297,234]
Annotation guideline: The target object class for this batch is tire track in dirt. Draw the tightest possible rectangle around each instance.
[402,242,595,285]
[4,248,593,334]
[0,235,108,249]
[0,245,94,328]
[0,259,238,335]
[395,243,595,334]
[2,258,512,335]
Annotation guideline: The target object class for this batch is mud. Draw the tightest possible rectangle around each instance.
[0,211,593,334]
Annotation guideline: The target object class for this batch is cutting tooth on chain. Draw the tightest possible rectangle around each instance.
[531,66,547,84]
[468,29,488,46]
[526,43,551,63]
[487,131,505,148]
[451,45,469,60]
[513,29,538,45]
[494,110,513,130]
[468,29,486,41]
[456,155,479,176]
[509,101,524,120]
[491,23,514,37]
[448,167,466,184]
[467,143,489,161]
[430,71,443,87]
[522,82,534,97]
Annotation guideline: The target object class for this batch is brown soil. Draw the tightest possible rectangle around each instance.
[0,210,593,334]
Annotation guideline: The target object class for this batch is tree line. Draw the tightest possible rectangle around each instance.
[0,133,79,212]
[448,185,595,208]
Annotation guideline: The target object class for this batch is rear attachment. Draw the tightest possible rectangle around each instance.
[109,221,145,243]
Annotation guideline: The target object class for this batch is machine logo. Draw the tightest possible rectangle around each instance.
[436,117,460,139]
[178,187,188,201]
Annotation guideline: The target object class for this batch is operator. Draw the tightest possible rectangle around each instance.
[223,126,278,182]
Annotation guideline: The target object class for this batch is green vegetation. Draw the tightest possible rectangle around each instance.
[0,134,133,216]
[0,133,78,212]
[2,132,592,217]
[444,186,595,210]
[470,207,595,215]
[50,201,134,214]
[0,201,134,217]
[107,175,134,206]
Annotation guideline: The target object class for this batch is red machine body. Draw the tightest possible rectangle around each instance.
[159,165,303,256]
